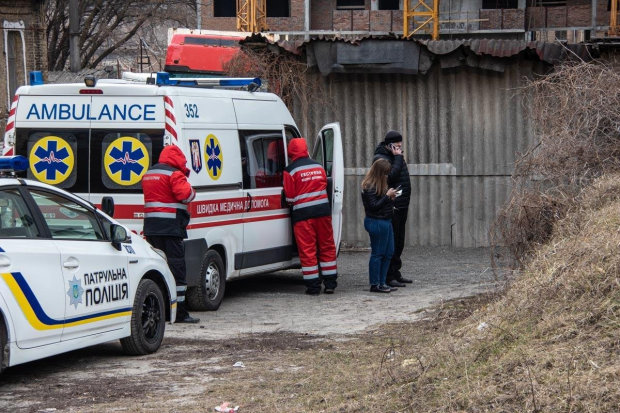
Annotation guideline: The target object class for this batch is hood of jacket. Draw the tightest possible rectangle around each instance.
[374,142,393,159]
[159,145,190,176]
[288,138,309,162]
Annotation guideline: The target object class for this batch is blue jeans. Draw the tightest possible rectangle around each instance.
[364,217,394,286]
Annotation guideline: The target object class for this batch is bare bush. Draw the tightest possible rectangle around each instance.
[494,61,620,265]
[223,45,331,136]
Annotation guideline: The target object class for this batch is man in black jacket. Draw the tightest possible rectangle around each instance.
[373,130,413,288]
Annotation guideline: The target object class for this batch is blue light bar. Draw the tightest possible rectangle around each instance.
[155,72,261,90]
[219,78,261,88]
[29,71,44,86]
[0,156,28,172]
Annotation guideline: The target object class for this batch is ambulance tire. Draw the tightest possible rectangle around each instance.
[186,249,225,311]
[121,279,166,355]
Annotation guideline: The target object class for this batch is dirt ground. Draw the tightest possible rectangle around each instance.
[0,247,509,412]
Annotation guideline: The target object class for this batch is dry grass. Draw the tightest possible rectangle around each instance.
[494,61,620,266]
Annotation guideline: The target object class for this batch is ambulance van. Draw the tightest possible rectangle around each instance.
[2,72,343,311]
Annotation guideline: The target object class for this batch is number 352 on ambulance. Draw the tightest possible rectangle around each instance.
[2,72,344,311]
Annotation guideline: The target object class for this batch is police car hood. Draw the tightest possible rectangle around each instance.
[288,138,309,162]
[159,145,190,176]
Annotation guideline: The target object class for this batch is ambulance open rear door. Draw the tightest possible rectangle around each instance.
[312,122,343,254]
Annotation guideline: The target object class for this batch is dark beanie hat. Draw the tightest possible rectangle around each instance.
[384,130,403,144]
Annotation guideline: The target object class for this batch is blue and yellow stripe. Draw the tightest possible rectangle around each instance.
[1,272,132,330]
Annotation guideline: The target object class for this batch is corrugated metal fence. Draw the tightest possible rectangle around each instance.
[292,59,544,247]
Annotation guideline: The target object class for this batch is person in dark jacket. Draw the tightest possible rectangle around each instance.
[142,144,198,323]
[283,138,338,295]
[373,130,413,288]
[362,158,398,293]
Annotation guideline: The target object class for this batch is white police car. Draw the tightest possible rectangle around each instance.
[0,156,177,372]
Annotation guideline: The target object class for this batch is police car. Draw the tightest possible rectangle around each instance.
[0,156,177,373]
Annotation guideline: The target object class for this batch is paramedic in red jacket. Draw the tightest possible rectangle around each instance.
[283,138,338,295]
[142,145,198,323]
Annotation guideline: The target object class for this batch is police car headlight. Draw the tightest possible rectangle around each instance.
[151,247,167,261]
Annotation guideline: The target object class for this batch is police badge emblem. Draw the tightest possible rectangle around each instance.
[190,139,202,173]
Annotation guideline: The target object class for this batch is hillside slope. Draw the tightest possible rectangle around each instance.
[406,173,620,411]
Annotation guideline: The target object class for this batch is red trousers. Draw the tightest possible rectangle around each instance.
[293,216,338,291]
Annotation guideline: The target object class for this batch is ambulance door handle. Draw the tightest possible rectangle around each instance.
[63,258,79,270]
[246,192,252,212]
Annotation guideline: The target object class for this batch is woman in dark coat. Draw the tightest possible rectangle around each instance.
[361,158,398,293]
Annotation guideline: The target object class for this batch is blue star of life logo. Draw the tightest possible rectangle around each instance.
[108,141,146,181]
[206,137,222,178]
[34,140,70,180]
[67,275,84,309]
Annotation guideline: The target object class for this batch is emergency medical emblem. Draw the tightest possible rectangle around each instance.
[204,134,223,180]
[189,139,202,173]
[30,136,75,185]
[67,275,84,309]
[104,137,150,186]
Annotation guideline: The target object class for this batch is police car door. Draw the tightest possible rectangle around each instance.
[0,186,65,349]
[312,122,344,254]
[27,189,131,341]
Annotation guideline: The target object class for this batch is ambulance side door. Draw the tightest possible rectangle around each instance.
[312,122,344,254]
[0,187,65,349]
[27,189,131,341]
[237,129,292,272]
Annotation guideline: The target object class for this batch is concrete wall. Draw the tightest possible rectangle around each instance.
[292,59,544,247]
[0,1,47,133]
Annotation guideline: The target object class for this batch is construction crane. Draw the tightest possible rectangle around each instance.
[611,0,620,36]
[237,0,267,33]
[404,0,440,40]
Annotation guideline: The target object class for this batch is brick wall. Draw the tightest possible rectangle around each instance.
[0,1,47,132]
[333,10,352,30]
[370,10,392,31]
[352,10,370,31]
[503,9,525,30]
[567,5,591,27]
[480,9,502,30]
[546,7,567,28]
[311,0,334,30]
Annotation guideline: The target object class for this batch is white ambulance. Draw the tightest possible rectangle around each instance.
[2,72,343,311]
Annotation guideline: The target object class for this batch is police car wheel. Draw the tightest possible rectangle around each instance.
[0,318,6,373]
[120,279,166,355]
[186,249,225,311]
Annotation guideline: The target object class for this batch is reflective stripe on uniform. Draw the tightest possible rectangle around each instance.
[320,261,337,268]
[288,164,319,176]
[145,201,188,210]
[321,269,337,276]
[292,198,329,211]
[183,188,196,203]
[303,273,320,280]
[144,212,176,219]
[302,265,318,272]
[146,168,174,176]
[288,190,327,203]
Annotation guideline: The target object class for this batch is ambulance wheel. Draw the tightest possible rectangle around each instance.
[186,249,225,311]
[121,279,166,355]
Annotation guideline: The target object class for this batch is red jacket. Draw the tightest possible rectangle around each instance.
[283,138,330,224]
[142,145,195,238]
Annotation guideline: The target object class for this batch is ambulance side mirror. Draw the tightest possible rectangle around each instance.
[111,224,131,251]
[101,196,115,217]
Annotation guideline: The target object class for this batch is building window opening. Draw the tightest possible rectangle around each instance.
[482,0,518,8]
[214,0,236,17]
[378,0,400,10]
[267,0,290,17]
[337,0,366,10]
